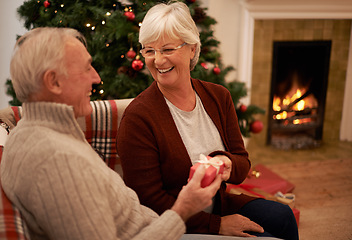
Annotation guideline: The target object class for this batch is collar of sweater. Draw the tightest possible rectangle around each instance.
[21,102,85,140]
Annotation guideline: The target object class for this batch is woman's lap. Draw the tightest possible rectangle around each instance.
[237,198,299,240]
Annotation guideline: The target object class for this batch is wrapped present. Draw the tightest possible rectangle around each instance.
[243,164,295,194]
[189,154,224,188]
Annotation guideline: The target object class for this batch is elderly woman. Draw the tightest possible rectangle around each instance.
[117,1,298,239]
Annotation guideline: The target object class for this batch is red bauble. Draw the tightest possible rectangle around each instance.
[201,62,208,69]
[124,11,135,21]
[132,59,144,71]
[250,120,264,134]
[188,0,196,3]
[213,66,221,75]
[43,0,50,8]
[126,48,136,59]
[239,104,247,113]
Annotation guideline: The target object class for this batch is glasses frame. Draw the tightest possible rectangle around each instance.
[140,42,187,58]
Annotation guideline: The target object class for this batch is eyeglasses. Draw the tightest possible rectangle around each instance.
[140,42,187,58]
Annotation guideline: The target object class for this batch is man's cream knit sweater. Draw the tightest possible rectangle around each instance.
[1,102,185,240]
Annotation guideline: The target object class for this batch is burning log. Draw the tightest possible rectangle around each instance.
[276,89,313,113]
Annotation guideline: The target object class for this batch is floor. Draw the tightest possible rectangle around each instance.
[246,138,352,166]
[245,138,352,240]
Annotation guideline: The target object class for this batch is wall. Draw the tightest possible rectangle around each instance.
[340,31,352,141]
[206,0,241,82]
[0,1,27,109]
[250,19,351,144]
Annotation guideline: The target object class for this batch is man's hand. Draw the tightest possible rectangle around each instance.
[171,164,222,222]
[219,214,264,237]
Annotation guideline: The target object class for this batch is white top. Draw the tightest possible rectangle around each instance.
[165,93,225,214]
[165,93,225,165]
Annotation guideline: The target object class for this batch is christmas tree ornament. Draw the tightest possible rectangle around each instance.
[126,48,136,59]
[201,62,208,70]
[239,104,247,113]
[132,56,144,71]
[124,11,135,21]
[250,120,264,134]
[187,0,196,3]
[43,0,51,8]
[213,66,221,75]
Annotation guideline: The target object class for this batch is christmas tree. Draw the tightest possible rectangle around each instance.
[6,0,264,137]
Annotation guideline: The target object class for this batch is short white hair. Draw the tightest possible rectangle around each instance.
[10,27,86,102]
[139,1,201,70]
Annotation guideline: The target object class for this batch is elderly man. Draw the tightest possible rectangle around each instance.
[0,27,221,240]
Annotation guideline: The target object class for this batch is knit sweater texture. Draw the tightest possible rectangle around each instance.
[117,79,257,234]
[1,102,185,240]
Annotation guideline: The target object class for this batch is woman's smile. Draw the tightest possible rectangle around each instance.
[157,66,174,74]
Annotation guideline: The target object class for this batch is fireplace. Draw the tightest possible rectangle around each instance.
[267,40,332,149]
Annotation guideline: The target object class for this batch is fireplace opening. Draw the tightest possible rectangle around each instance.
[267,40,331,149]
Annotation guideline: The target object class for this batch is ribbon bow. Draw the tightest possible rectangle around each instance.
[197,154,224,174]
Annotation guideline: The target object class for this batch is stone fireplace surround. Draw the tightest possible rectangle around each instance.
[236,0,352,144]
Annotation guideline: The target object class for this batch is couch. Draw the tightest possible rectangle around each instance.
[0,99,280,240]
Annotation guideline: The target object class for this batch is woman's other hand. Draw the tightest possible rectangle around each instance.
[214,155,232,181]
[220,214,264,237]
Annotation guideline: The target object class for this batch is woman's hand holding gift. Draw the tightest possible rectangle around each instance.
[189,154,231,187]
[212,155,232,181]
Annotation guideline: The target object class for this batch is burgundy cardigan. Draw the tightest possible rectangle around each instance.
[117,79,256,234]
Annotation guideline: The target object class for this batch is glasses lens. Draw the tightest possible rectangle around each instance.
[161,48,176,55]
[141,48,155,57]
[141,43,185,57]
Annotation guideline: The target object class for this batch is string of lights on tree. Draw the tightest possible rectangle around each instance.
[6,0,264,136]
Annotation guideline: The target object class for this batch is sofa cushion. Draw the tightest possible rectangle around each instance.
[0,139,30,239]
[79,100,119,169]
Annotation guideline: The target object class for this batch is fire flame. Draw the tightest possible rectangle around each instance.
[273,88,318,124]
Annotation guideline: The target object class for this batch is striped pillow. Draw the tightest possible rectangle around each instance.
[0,145,30,240]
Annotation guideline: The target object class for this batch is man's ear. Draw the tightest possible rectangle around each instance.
[42,70,62,95]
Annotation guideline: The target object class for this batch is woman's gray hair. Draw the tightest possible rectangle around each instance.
[139,1,201,70]
[10,27,86,102]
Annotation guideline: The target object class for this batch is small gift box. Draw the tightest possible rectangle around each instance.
[189,154,224,188]
[242,164,295,194]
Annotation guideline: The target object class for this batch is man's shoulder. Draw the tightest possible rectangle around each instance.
[4,125,90,167]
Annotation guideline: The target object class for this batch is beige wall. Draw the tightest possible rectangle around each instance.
[206,0,242,83]
[0,0,27,109]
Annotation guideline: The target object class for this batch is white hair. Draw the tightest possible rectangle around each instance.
[10,27,86,102]
[139,1,201,70]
